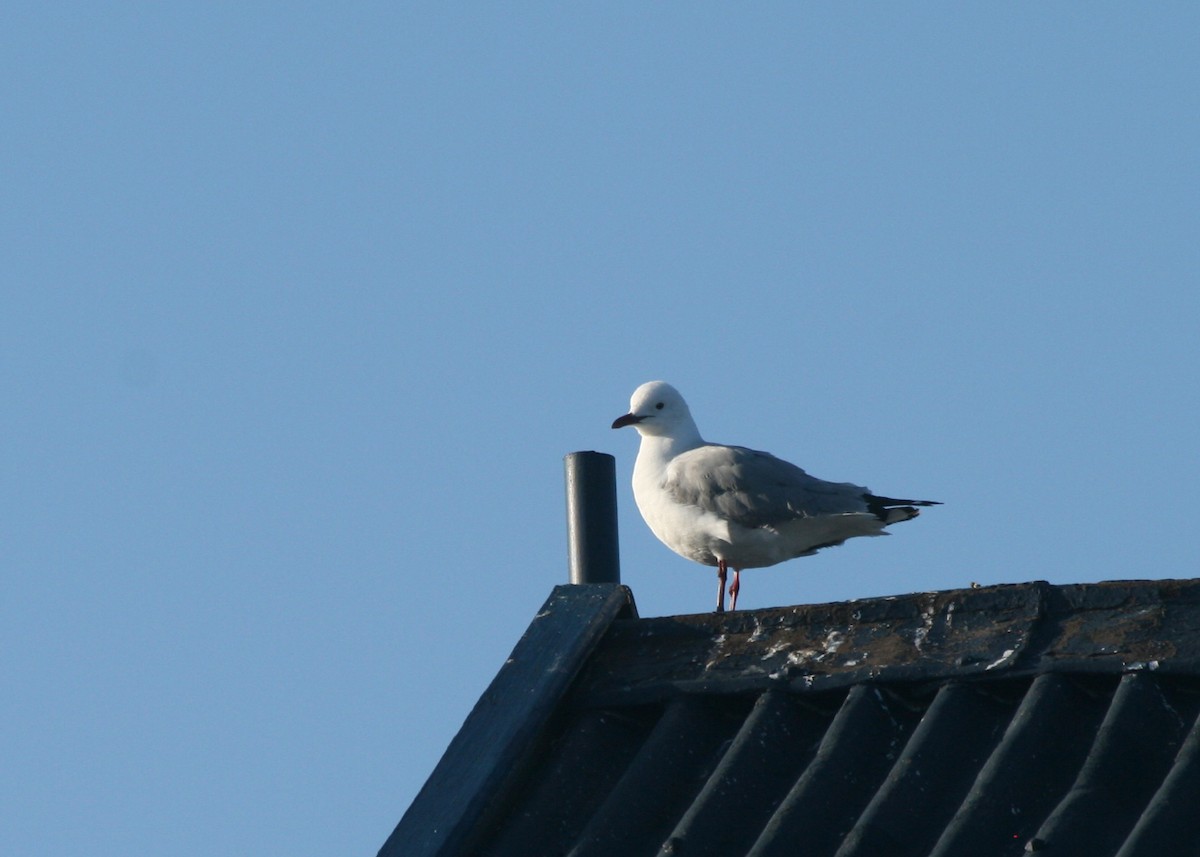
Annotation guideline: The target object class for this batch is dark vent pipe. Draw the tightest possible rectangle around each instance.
[563,451,621,584]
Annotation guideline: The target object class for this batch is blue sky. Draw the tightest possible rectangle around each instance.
[4,5,1198,855]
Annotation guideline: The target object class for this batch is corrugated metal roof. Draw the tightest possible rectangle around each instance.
[380,579,1200,857]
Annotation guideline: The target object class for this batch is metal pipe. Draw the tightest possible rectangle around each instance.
[564,451,621,584]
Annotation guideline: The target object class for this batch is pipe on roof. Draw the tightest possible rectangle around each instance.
[564,451,621,585]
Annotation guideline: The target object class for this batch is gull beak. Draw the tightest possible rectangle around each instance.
[611,413,644,429]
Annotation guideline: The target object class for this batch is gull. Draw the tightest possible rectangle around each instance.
[612,381,939,612]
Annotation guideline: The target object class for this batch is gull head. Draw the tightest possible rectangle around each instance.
[611,380,695,438]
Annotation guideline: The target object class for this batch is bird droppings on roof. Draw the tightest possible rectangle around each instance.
[985,649,1019,671]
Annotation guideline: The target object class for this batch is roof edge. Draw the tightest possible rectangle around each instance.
[574,578,1200,706]
[378,583,635,857]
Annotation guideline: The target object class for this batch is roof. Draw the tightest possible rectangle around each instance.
[379,578,1200,857]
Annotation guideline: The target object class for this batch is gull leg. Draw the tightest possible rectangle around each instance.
[716,560,727,613]
[729,569,741,612]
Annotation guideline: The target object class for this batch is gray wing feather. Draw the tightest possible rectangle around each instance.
[664,444,870,529]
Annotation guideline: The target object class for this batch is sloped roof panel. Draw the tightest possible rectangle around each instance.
[382,579,1200,857]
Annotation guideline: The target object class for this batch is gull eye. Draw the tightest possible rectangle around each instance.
[655,402,665,410]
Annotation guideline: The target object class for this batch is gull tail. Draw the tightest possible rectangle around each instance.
[866,494,942,525]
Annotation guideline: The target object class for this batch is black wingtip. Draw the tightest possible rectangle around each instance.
[865,494,941,520]
[869,494,941,507]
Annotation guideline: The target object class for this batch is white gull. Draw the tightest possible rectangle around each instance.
[612,381,939,612]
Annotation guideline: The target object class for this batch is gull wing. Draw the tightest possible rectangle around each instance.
[663,444,871,530]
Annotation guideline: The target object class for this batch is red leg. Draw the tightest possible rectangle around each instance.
[716,560,727,613]
[729,569,741,611]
